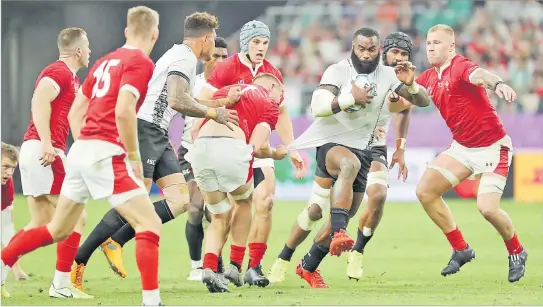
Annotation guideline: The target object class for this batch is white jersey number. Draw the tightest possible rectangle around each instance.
[92,59,121,98]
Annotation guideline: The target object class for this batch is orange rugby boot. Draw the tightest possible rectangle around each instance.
[329,229,354,256]
[295,262,329,288]
[70,262,86,291]
[100,238,128,278]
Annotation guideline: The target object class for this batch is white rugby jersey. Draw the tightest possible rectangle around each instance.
[291,59,402,151]
[180,73,207,149]
[138,44,197,130]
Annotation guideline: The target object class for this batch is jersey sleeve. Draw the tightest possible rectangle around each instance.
[207,61,232,90]
[319,63,346,89]
[453,56,480,84]
[40,65,71,93]
[258,100,280,131]
[415,70,430,88]
[168,55,196,85]
[120,57,154,101]
[80,64,97,99]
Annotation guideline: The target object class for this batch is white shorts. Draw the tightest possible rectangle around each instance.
[253,157,274,169]
[60,140,147,207]
[1,206,15,246]
[443,135,513,179]
[186,137,254,193]
[19,140,66,197]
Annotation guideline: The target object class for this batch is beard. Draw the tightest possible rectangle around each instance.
[351,50,381,74]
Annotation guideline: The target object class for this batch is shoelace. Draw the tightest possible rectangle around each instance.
[75,265,84,287]
[311,270,327,287]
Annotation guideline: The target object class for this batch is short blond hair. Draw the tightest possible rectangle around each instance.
[254,73,283,87]
[127,6,160,37]
[1,142,19,163]
[57,27,87,50]
[428,24,455,36]
[184,12,219,38]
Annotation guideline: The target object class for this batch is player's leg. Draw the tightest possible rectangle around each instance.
[415,150,474,276]
[473,139,526,282]
[1,207,28,281]
[348,148,389,279]
[268,176,332,283]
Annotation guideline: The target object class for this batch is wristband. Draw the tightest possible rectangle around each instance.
[127,151,141,161]
[205,108,217,119]
[337,92,356,110]
[407,82,420,94]
[396,138,407,150]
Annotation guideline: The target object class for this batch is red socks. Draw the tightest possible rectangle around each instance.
[203,253,219,272]
[248,242,267,268]
[504,233,523,255]
[1,226,54,267]
[230,245,246,271]
[135,231,160,290]
[445,227,468,251]
[56,232,81,272]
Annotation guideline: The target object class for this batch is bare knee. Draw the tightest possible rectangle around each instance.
[416,182,439,205]
[255,193,274,214]
[338,157,361,179]
[307,203,323,221]
[476,202,499,220]
[367,186,387,214]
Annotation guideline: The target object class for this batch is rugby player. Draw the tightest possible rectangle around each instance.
[288,27,431,288]
[186,73,286,292]
[268,31,415,283]
[414,24,526,282]
[1,6,165,305]
[196,20,304,286]
[15,27,91,298]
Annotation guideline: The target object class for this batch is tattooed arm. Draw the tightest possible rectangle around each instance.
[167,74,215,118]
[395,83,431,107]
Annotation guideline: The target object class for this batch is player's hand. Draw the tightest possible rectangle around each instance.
[389,91,400,103]
[495,83,517,103]
[289,149,305,179]
[272,145,289,160]
[394,61,416,86]
[131,160,144,181]
[351,80,375,106]
[40,141,57,167]
[225,86,242,106]
[389,149,408,182]
[374,126,386,140]
[214,108,239,131]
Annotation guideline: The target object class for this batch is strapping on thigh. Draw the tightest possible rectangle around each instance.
[426,164,461,187]
[478,173,507,195]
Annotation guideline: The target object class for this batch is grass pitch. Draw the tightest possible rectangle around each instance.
[2,196,542,305]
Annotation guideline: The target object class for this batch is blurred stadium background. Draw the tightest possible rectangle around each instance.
[1,1,542,305]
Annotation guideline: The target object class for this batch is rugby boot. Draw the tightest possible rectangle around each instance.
[295,261,329,288]
[244,264,269,287]
[100,237,128,278]
[1,284,10,298]
[330,229,354,256]
[441,245,476,276]
[187,267,203,281]
[267,258,289,283]
[346,251,363,280]
[223,264,243,287]
[508,247,527,283]
[49,283,94,299]
[202,268,229,293]
[70,262,87,291]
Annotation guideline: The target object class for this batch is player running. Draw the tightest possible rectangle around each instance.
[288,27,431,288]
[2,6,165,305]
[414,24,526,282]
[16,27,91,298]
[268,31,415,283]
[1,143,28,299]
[71,14,238,287]
[197,20,304,287]
[186,73,287,293]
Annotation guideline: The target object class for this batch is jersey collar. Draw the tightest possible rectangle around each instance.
[122,45,139,50]
[238,53,263,77]
[434,55,457,79]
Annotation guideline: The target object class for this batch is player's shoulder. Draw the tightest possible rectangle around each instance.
[41,61,72,77]
[452,54,471,64]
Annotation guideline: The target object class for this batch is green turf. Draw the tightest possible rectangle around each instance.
[2,196,542,305]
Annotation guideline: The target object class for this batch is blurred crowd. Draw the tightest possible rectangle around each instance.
[226,0,543,115]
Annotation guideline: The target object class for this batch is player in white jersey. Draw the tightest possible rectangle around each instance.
[178,37,229,281]
[286,27,431,288]
[268,31,415,283]
[71,13,239,287]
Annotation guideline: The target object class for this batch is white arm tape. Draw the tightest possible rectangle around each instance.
[407,82,420,95]
[311,88,335,117]
[337,91,356,110]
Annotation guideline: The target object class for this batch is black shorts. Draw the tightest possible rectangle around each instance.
[314,143,372,193]
[138,119,181,182]
[177,145,194,182]
[253,167,265,189]
[370,145,388,166]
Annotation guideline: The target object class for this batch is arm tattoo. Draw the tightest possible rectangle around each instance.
[167,74,210,118]
[470,68,503,89]
[395,84,431,107]
[318,84,342,114]
[194,97,227,108]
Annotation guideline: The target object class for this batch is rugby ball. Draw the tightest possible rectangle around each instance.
[344,74,372,113]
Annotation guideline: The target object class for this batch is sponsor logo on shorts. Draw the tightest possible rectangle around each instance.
[147,159,156,165]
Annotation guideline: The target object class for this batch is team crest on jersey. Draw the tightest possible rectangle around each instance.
[239,80,245,84]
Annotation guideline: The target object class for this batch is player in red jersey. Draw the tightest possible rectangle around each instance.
[1,6,165,304]
[16,27,92,298]
[1,143,27,299]
[415,24,526,282]
[186,73,287,292]
[197,20,304,286]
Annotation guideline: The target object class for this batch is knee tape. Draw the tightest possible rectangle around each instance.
[427,164,460,187]
[231,185,254,201]
[205,198,232,215]
[478,174,506,195]
[308,181,330,211]
[297,207,316,231]
[367,170,389,187]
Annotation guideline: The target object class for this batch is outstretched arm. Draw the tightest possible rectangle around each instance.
[167,74,216,119]
[395,83,431,107]
[469,68,517,103]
